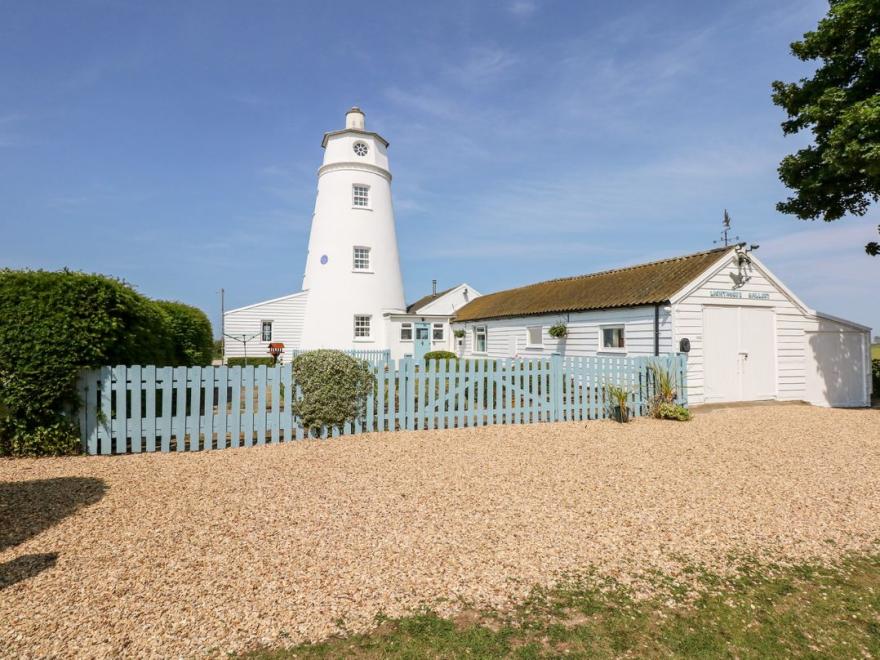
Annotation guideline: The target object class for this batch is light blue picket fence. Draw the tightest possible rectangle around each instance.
[76,353,687,455]
[284,348,390,365]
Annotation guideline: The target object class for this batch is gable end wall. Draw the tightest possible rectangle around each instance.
[672,255,808,405]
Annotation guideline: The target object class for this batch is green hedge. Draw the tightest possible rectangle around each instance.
[0,269,213,456]
[424,350,457,363]
[225,357,275,367]
[155,300,213,366]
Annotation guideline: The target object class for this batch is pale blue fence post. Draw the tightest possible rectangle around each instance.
[270,364,280,444]
[189,366,202,451]
[144,366,156,452]
[388,359,398,432]
[255,365,267,446]
[282,364,292,442]
[130,365,142,453]
[550,354,562,422]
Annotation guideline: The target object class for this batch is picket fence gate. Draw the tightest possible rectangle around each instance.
[76,353,687,455]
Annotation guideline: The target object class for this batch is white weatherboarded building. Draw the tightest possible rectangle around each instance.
[224,107,480,363]
[453,246,872,408]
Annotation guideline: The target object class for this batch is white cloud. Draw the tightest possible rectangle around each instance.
[384,86,461,120]
[446,46,519,84]
[508,1,537,19]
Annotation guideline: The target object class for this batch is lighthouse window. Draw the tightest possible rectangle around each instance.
[353,246,371,271]
[352,184,370,208]
[354,315,371,338]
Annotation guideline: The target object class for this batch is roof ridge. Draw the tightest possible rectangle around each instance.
[484,246,732,296]
[406,285,457,313]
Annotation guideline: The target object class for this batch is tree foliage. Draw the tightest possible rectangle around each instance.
[291,350,374,432]
[771,0,880,254]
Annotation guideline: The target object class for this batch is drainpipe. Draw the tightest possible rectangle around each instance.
[654,304,660,356]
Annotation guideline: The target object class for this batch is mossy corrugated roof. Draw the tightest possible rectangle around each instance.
[454,247,731,322]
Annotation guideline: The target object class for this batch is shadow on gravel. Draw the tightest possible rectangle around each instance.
[0,477,107,551]
[0,552,58,590]
[0,477,106,588]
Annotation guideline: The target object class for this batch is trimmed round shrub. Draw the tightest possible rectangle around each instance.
[424,350,457,363]
[291,350,374,432]
[155,300,214,366]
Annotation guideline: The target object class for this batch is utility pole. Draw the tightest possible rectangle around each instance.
[220,288,225,365]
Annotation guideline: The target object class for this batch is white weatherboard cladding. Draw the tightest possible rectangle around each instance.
[671,252,870,406]
[804,315,871,407]
[416,284,479,316]
[671,253,808,405]
[223,291,309,360]
[455,306,673,359]
[299,121,405,350]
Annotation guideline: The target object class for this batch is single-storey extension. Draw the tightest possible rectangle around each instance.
[223,282,480,362]
[452,245,872,407]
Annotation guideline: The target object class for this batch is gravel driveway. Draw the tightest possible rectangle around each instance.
[2,405,879,657]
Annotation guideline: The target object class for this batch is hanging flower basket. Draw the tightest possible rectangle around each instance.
[548,322,568,339]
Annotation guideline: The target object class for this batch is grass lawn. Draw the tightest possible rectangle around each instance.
[245,554,880,659]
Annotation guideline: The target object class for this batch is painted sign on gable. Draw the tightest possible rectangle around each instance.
[709,290,770,300]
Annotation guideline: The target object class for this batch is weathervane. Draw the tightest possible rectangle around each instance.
[714,209,740,247]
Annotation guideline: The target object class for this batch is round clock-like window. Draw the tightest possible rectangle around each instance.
[353,141,368,157]
[320,255,328,265]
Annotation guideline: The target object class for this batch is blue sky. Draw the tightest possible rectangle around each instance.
[1,0,877,336]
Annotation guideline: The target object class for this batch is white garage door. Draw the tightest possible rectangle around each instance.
[805,331,867,407]
[703,306,776,403]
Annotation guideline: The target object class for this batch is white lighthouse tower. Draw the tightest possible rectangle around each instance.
[298,107,406,350]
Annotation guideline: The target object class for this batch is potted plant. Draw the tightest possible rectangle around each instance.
[453,329,465,339]
[605,384,630,423]
[548,322,568,339]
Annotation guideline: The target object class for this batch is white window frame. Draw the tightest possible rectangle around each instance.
[261,320,273,342]
[352,245,371,272]
[473,325,487,354]
[352,184,370,209]
[353,314,372,340]
[400,322,413,342]
[432,322,444,341]
[600,324,626,352]
[526,325,543,349]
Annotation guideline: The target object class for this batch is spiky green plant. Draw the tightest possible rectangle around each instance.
[605,384,630,423]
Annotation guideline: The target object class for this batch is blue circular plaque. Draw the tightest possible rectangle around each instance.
[320,255,328,265]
